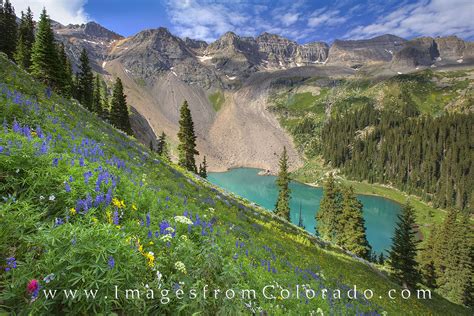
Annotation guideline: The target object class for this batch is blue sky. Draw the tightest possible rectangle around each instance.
[11,0,474,43]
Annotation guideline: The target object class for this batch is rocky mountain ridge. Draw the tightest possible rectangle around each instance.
[52,21,474,172]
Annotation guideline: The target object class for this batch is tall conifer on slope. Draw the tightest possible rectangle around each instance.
[436,211,473,306]
[110,77,133,135]
[77,48,94,110]
[388,202,420,289]
[338,185,371,259]
[92,75,104,116]
[199,156,208,178]
[419,226,438,289]
[0,0,17,59]
[14,7,35,69]
[156,132,169,160]
[316,173,341,241]
[30,8,62,91]
[275,147,291,221]
[57,42,73,97]
[177,100,199,172]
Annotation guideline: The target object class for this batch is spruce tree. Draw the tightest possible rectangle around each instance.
[177,100,199,172]
[338,185,371,259]
[275,147,291,221]
[100,79,110,120]
[297,202,305,229]
[156,132,169,160]
[57,42,73,97]
[388,202,421,289]
[77,48,94,110]
[316,174,341,241]
[110,77,133,135]
[14,7,35,69]
[436,211,473,306]
[199,156,208,178]
[0,0,17,59]
[419,226,438,288]
[92,75,103,116]
[30,8,62,90]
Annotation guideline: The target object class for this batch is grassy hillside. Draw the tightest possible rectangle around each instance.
[268,68,474,239]
[0,55,469,315]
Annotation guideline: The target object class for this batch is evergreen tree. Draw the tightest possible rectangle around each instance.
[419,226,438,289]
[99,79,110,120]
[177,100,199,172]
[436,211,473,306]
[316,174,341,241]
[156,132,169,160]
[388,202,421,289]
[199,156,208,178]
[57,42,73,96]
[14,7,35,69]
[0,0,17,59]
[77,48,94,110]
[92,74,104,116]
[30,8,62,90]
[110,77,133,135]
[275,147,291,221]
[378,253,385,265]
[337,185,371,259]
[297,202,305,229]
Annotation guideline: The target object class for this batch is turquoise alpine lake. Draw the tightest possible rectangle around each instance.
[208,168,401,255]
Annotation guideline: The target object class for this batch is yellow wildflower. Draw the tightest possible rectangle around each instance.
[30,131,37,137]
[144,251,155,267]
[106,210,112,224]
[91,217,98,224]
[149,241,154,245]
[132,204,137,211]
[69,208,76,215]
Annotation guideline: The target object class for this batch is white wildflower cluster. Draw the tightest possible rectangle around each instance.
[160,234,172,242]
[174,215,193,225]
[179,235,188,242]
[207,207,215,214]
[165,226,175,234]
[174,261,187,274]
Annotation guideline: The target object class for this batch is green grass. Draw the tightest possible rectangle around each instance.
[0,54,470,315]
[209,90,225,111]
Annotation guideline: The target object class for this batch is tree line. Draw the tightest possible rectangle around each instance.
[321,102,473,211]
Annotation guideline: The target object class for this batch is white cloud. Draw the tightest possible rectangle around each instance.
[345,0,474,39]
[281,13,299,26]
[307,8,347,28]
[165,0,318,42]
[11,0,89,25]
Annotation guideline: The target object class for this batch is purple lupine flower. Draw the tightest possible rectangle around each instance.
[65,182,71,193]
[146,213,150,227]
[69,175,74,182]
[79,157,85,167]
[147,230,152,238]
[52,158,59,167]
[113,211,119,225]
[5,257,17,271]
[108,256,115,269]
[54,218,64,226]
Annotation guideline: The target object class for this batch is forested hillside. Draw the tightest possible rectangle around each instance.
[269,69,474,211]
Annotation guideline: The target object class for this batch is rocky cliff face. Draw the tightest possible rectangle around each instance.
[54,22,122,72]
[327,34,406,66]
[391,36,474,68]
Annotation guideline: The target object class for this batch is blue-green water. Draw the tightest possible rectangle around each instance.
[208,168,401,254]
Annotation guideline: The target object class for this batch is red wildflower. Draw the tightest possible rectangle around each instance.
[27,279,39,293]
